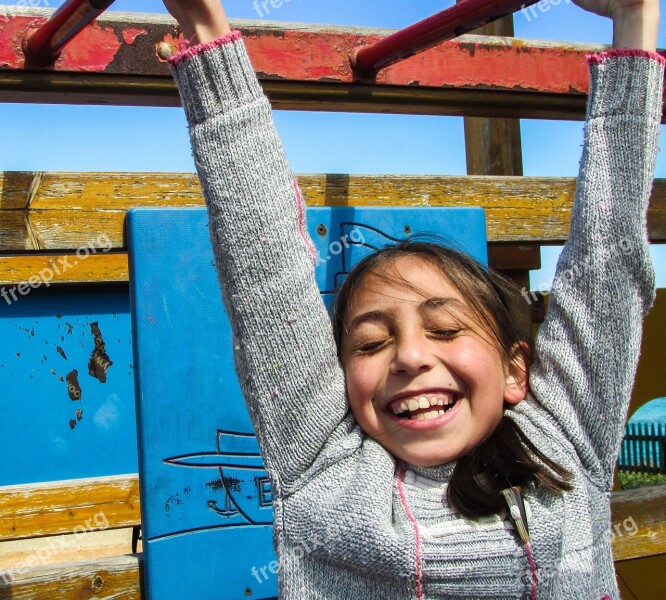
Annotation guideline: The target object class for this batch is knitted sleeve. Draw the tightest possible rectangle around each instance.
[528,50,664,489]
[168,32,349,494]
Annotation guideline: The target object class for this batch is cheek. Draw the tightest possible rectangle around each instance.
[447,340,504,386]
[343,359,382,411]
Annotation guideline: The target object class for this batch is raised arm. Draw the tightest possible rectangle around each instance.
[529,1,664,489]
[164,2,349,494]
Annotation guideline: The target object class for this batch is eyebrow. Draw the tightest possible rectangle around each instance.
[348,296,466,330]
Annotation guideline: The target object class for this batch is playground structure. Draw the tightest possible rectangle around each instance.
[0,2,666,598]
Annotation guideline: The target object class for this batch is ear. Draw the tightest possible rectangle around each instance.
[503,341,530,406]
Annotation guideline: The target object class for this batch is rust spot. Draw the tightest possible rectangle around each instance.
[88,322,113,383]
[156,33,188,62]
[69,419,77,430]
[65,322,74,334]
[91,575,103,591]
[66,369,82,400]
[56,346,68,360]
[75,409,83,422]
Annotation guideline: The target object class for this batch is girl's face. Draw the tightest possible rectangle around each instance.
[340,255,527,467]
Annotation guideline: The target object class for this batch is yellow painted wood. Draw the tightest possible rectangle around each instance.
[1,173,665,253]
[611,484,666,562]
[0,554,141,600]
[0,254,129,286]
[0,475,140,542]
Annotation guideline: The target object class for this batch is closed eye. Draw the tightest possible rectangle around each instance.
[356,339,389,354]
[430,329,461,339]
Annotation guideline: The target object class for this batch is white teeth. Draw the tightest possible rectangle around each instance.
[408,398,420,411]
[415,413,427,420]
[437,410,445,416]
[429,397,444,407]
[418,397,430,409]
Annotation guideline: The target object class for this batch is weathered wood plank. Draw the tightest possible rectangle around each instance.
[611,484,666,562]
[1,173,665,253]
[0,475,140,542]
[0,253,129,286]
[1,8,664,119]
[0,554,142,600]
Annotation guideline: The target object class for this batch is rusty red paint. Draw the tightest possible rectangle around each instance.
[243,29,592,94]
[57,23,121,71]
[156,32,189,62]
[2,12,664,99]
[122,27,148,45]
[0,14,38,68]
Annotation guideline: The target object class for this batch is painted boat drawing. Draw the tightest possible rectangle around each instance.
[165,430,273,525]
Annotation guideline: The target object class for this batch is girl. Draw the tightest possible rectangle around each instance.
[162,0,663,597]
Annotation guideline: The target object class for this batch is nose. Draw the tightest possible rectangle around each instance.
[389,329,435,376]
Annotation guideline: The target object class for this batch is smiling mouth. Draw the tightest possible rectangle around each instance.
[390,394,460,421]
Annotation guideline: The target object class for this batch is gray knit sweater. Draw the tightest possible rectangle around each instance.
[168,31,664,600]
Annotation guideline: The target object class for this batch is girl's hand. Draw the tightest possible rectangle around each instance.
[571,0,660,50]
[162,0,231,46]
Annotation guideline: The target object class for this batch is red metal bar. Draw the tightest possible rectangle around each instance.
[351,0,539,77]
[23,0,116,65]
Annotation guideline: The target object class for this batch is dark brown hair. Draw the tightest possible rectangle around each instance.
[332,238,573,519]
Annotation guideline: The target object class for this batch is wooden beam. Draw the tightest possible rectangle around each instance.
[2,8,664,119]
[611,484,666,562]
[0,475,140,542]
[0,554,142,600]
[1,173,665,257]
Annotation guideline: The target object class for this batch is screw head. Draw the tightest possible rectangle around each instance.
[156,42,174,61]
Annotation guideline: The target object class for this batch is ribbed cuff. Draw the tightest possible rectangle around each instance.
[585,50,665,120]
[168,30,266,125]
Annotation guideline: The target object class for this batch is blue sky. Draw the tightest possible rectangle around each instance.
[2,0,665,286]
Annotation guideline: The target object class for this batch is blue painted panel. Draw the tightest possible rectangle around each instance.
[128,206,486,600]
[0,285,137,486]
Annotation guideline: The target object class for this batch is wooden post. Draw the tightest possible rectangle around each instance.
[459,12,536,335]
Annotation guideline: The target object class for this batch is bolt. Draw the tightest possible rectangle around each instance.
[404,225,412,235]
[316,224,327,237]
[156,42,174,61]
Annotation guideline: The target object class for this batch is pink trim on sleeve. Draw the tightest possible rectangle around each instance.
[293,179,318,263]
[168,29,243,67]
[587,48,666,66]
[397,465,423,600]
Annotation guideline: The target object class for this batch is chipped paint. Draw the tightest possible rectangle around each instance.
[88,322,113,383]
[66,369,81,400]
[0,13,612,96]
[57,23,122,72]
[156,32,188,62]
[122,27,147,45]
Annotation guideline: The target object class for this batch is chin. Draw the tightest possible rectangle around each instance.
[398,449,459,467]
